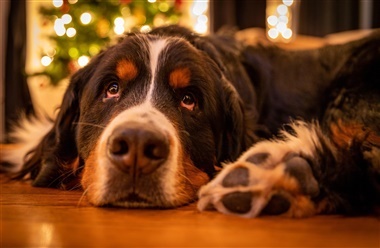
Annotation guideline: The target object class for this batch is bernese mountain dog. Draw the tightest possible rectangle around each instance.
[1,26,379,217]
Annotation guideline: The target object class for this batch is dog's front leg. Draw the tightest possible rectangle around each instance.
[198,121,335,218]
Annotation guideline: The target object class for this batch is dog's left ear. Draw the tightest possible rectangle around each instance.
[14,54,102,188]
[216,77,253,165]
[195,37,256,165]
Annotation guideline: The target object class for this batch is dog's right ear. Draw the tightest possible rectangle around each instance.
[13,75,81,188]
[12,52,104,188]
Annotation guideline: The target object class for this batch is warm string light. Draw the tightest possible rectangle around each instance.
[53,18,65,36]
[66,27,76,37]
[266,0,299,42]
[114,17,125,35]
[80,12,92,25]
[140,25,152,33]
[78,55,90,67]
[43,0,210,69]
[41,56,53,66]
[53,14,75,38]
[192,0,209,34]
[46,0,94,68]
[61,14,72,24]
[52,0,63,8]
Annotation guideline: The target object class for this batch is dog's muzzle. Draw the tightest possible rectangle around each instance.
[83,104,186,207]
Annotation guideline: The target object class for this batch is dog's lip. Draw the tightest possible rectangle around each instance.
[107,193,164,208]
[118,193,151,204]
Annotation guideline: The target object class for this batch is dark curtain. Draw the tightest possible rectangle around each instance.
[298,0,359,36]
[212,0,379,36]
[5,0,34,135]
[212,0,266,32]
[374,0,380,27]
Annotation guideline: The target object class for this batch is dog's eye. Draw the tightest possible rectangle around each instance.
[180,94,196,111]
[106,82,120,99]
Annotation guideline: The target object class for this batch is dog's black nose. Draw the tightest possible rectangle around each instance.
[107,125,169,175]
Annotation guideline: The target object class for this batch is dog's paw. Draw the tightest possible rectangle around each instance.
[198,135,321,218]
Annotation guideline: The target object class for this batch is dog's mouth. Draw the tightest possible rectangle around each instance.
[123,193,149,203]
[110,193,157,208]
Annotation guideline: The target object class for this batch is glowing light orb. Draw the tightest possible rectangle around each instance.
[80,12,92,25]
[66,27,76,37]
[268,28,279,39]
[78,56,90,67]
[41,56,53,66]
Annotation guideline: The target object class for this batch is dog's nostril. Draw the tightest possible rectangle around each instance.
[109,138,129,155]
[144,143,169,160]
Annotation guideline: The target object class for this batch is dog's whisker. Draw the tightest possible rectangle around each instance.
[46,171,69,188]
[72,122,105,129]
[178,162,199,197]
[178,130,190,137]
[68,183,82,191]
[45,164,84,189]
[77,186,91,207]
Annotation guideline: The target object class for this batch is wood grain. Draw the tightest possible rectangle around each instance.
[1,175,379,247]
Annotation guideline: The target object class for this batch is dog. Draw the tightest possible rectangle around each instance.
[1,26,379,217]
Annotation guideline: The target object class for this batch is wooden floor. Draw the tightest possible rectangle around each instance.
[1,176,379,247]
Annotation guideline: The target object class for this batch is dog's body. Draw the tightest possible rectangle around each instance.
[1,26,379,217]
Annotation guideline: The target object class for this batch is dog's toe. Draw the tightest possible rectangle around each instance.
[245,152,270,165]
[222,166,249,187]
[284,156,319,197]
[221,191,254,214]
[262,193,291,215]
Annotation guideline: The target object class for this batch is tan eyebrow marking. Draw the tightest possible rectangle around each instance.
[116,59,138,81]
[169,67,191,88]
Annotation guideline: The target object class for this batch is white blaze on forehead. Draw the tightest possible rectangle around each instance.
[92,37,183,206]
[146,38,168,102]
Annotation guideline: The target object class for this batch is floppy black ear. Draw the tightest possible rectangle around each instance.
[216,78,256,165]
[13,54,102,188]
[15,76,81,188]
[191,33,258,165]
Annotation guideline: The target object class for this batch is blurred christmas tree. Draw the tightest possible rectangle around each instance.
[38,0,183,85]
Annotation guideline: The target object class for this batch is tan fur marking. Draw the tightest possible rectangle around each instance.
[116,59,138,81]
[81,148,101,205]
[169,67,191,88]
[183,156,210,189]
[316,197,339,214]
[330,120,380,149]
[274,174,300,193]
[59,157,82,190]
[175,155,210,205]
[288,195,317,218]
[273,171,317,217]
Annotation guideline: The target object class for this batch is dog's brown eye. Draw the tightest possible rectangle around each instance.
[106,82,120,99]
[181,94,196,111]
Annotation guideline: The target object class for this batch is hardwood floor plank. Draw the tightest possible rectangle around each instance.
[1,176,379,247]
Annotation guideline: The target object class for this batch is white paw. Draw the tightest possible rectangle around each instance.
[198,122,322,218]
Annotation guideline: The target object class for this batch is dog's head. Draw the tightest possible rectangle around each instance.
[20,26,252,208]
